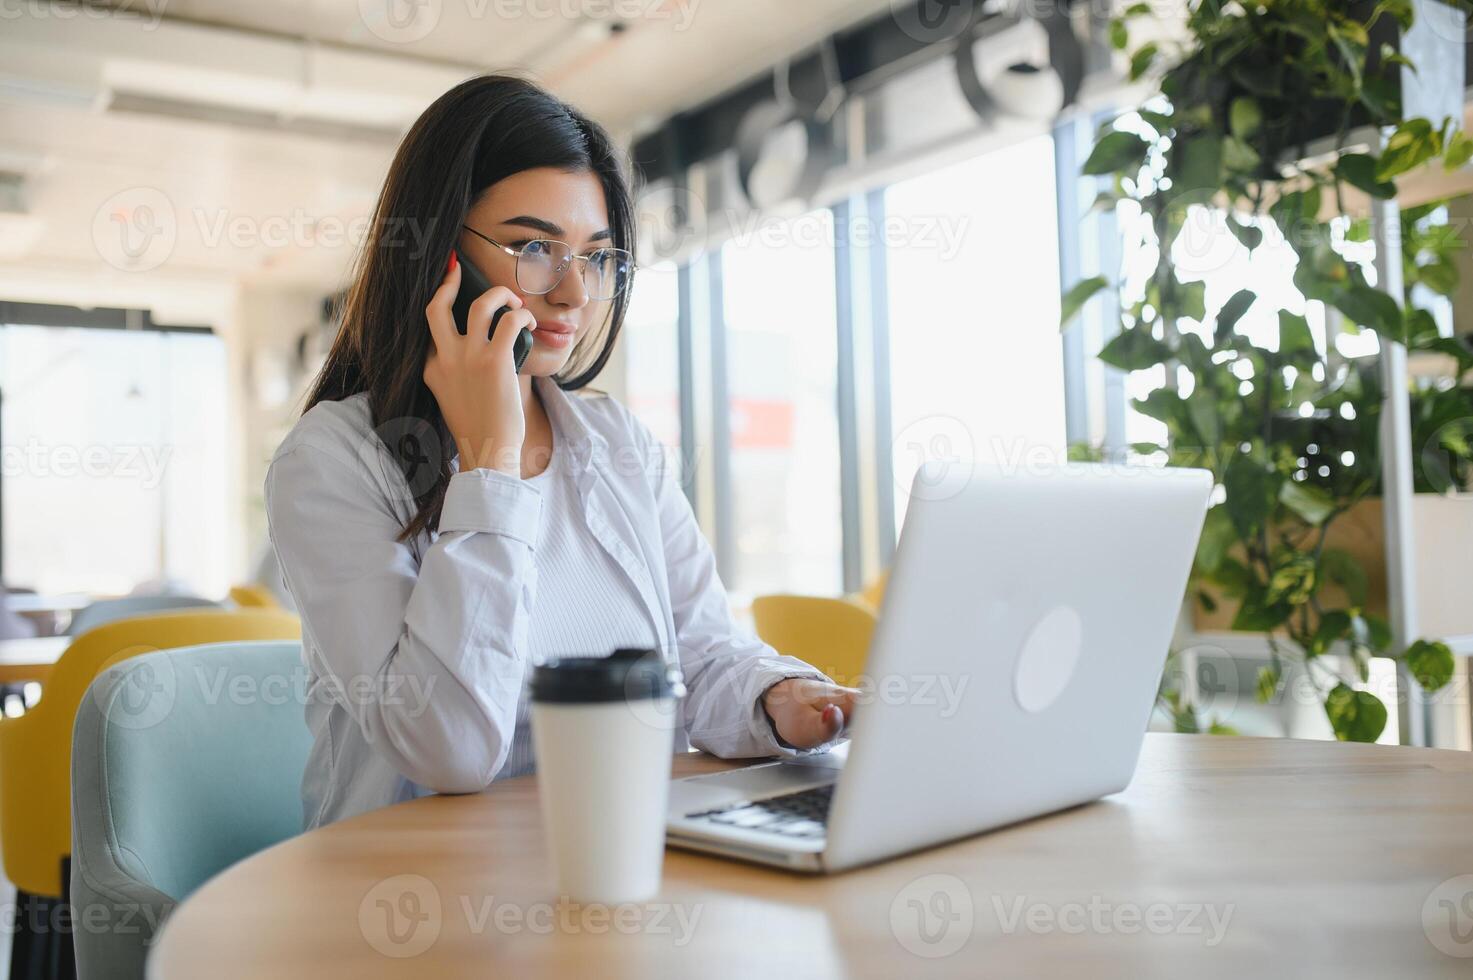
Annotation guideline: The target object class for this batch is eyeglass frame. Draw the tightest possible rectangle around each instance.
[459,224,637,300]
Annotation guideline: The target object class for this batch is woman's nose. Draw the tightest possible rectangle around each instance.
[547,265,590,310]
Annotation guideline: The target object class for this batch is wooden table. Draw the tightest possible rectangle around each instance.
[0,635,67,684]
[148,735,1473,979]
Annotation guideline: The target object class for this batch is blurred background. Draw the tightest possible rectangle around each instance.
[2,0,1472,748]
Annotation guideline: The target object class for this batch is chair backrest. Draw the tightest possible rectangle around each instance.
[70,641,310,980]
[227,583,279,609]
[0,610,300,897]
[750,594,877,686]
[69,596,222,637]
[72,640,311,902]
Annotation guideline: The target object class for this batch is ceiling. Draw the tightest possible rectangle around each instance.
[108,0,898,136]
[0,0,898,306]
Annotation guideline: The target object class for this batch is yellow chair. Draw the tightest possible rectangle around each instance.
[0,610,300,900]
[750,595,877,687]
[851,569,890,615]
[228,583,280,609]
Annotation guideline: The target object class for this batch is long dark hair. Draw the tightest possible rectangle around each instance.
[306,73,637,540]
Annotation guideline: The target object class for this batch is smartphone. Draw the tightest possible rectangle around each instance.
[450,252,535,372]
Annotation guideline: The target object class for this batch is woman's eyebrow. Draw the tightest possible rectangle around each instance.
[499,215,612,243]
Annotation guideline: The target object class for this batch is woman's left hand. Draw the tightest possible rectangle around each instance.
[761,678,859,750]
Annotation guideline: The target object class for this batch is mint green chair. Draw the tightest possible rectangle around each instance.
[69,641,309,980]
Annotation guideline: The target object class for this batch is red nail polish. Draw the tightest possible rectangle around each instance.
[447,249,458,274]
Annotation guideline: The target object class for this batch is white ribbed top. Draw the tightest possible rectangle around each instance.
[498,443,661,780]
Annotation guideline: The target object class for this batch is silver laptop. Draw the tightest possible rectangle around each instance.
[665,462,1212,873]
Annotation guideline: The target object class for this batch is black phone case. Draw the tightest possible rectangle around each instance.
[450,253,534,372]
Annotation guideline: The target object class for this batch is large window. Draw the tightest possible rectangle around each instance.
[0,324,228,596]
[883,133,1068,534]
[621,260,683,458]
[720,208,844,598]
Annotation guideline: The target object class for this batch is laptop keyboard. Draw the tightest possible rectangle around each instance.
[683,783,835,838]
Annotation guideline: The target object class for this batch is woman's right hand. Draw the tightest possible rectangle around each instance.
[422,250,537,477]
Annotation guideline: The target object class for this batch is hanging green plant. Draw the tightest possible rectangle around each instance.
[1062,0,1473,741]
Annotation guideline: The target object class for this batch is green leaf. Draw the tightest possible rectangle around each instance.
[1266,551,1317,606]
[1279,480,1335,526]
[1083,130,1151,177]
[1232,586,1292,631]
[1277,310,1315,356]
[1061,275,1110,329]
[1196,505,1236,573]
[1321,549,1368,606]
[1256,665,1281,703]
[1222,136,1261,173]
[1110,18,1129,50]
[1172,134,1223,201]
[1336,153,1397,199]
[1405,639,1455,690]
[1309,610,1352,657]
[1129,42,1159,82]
[1445,130,1473,171]
[1325,683,1388,742]
[1229,97,1262,140]
[1196,589,1219,613]
[1175,279,1207,322]
[1375,119,1441,181]
[1212,289,1256,345]
[1099,326,1174,371]
[1207,722,1239,736]
[1333,284,1403,340]
[1227,216,1263,251]
[1223,454,1278,538]
[1138,109,1174,135]
[1417,258,1459,296]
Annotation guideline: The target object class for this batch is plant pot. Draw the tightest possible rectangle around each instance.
[1192,494,1473,642]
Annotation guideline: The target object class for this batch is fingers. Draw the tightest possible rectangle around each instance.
[425,249,463,355]
[467,287,524,343]
[488,308,536,358]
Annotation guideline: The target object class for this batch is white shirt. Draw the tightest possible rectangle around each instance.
[265,373,843,830]
[496,413,660,782]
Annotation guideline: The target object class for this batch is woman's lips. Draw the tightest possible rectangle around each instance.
[534,321,575,348]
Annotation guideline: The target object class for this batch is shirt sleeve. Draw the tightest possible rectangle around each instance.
[266,440,543,794]
[635,420,848,760]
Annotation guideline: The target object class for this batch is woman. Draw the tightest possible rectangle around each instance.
[266,74,857,830]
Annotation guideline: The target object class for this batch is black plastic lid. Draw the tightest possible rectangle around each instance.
[529,648,686,704]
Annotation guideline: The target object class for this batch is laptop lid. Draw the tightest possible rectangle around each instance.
[821,462,1212,872]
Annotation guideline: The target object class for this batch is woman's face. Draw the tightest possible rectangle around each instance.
[457,167,614,378]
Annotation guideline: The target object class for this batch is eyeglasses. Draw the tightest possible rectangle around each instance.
[461,225,635,301]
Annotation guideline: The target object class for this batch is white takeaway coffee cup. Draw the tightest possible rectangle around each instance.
[529,647,686,904]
